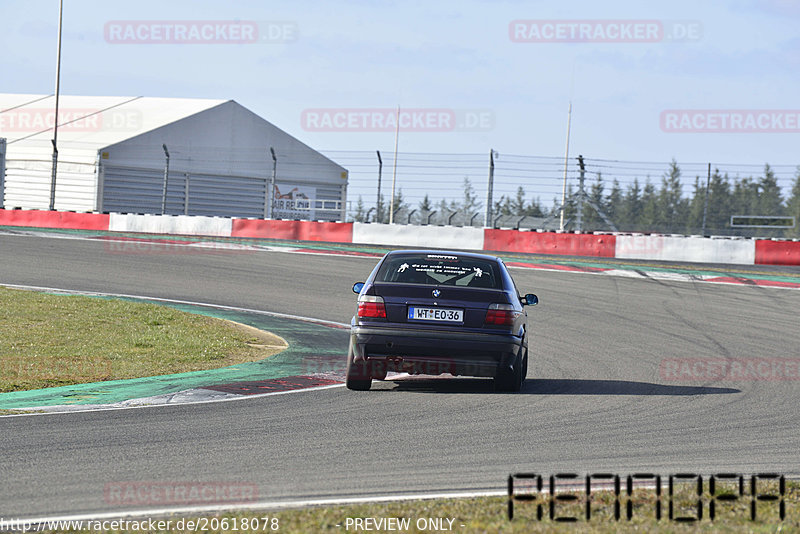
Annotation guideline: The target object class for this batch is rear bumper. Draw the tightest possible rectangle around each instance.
[350,325,524,378]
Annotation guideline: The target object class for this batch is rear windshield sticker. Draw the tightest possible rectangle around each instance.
[409,263,473,276]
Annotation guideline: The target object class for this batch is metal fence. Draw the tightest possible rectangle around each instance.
[101,164,268,218]
[2,157,97,212]
[0,155,347,221]
[329,150,800,238]
[3,145,798,238]
[100,163,347,221]
[0,138,6,210]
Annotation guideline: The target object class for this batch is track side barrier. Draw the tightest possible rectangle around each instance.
[0,209,109,231]
[353,223,484,250]
[109,214,232,237]
[231,219,353,242]
[755,240,800,265]
[4,209,800,266]
[484,229,616,257]
[616,235,755,265]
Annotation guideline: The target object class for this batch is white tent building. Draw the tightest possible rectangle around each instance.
[0,94,348,221]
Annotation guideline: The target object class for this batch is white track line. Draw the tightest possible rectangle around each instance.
[14,490,506,525]
[0,228,382,259]
[0,383,347,418]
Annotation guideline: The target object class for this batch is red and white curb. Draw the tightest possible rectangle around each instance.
[6,381,348,416]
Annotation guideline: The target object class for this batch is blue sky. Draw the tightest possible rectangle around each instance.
[2,0,799,208]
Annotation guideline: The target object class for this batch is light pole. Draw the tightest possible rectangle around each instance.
[559,102,572,231]
[389,106,400,224]
[161,144,170,214]
[702,163,711,235]
[0,138,6,210]
[376,150,383,223]
[49,0,64,211]
[484,149,496,227]
[267,147,277,218]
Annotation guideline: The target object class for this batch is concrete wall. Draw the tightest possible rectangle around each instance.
[616,235,756,265]
[352,223,484,250]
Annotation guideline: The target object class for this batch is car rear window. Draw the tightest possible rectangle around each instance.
[376,254,502,289]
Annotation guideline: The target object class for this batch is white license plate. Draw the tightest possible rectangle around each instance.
[408,306,463,323]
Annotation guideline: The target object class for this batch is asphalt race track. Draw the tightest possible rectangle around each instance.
[1,231,799,519]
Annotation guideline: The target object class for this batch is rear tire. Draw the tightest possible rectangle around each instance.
[517,348,528,391]
[495,348,526,392]
[346,340,372,391]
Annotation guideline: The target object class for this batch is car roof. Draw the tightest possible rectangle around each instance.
[384,249,502,263]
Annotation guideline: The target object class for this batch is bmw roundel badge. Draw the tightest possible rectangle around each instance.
[432,289,441,298]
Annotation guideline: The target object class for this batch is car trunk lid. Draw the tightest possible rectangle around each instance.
[371,282,510,328]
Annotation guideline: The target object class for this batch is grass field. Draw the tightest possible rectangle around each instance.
[0,286,286,392]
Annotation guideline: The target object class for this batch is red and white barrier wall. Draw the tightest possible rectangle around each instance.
[2,209,799,266]
[0,209,110,231]
[352,223,484,250]
[232,218,354,242]
[485,229,616,257]
[615,235,756,265]
[755,240,800,266]
[109,213,232,237]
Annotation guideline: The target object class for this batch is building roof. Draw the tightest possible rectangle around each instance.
[0,94,348,214]
[0,94,229,164]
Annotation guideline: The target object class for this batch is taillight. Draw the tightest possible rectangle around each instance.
[484,303,520,325]
[357,295,386,318]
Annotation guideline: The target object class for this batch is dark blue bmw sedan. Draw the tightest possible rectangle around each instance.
[347,250,538,391]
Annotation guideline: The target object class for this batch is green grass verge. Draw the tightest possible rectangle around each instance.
[0,286,286,392]
[42,485,800,533]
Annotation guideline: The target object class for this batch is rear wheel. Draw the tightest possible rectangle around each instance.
[517,348,528,391]
[346,340,372,391]
[495,347,526,392]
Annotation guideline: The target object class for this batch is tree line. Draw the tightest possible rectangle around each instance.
[351,161,800,237]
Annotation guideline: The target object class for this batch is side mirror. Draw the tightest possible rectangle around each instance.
[353,282,365,294]
[522,293,538,306]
